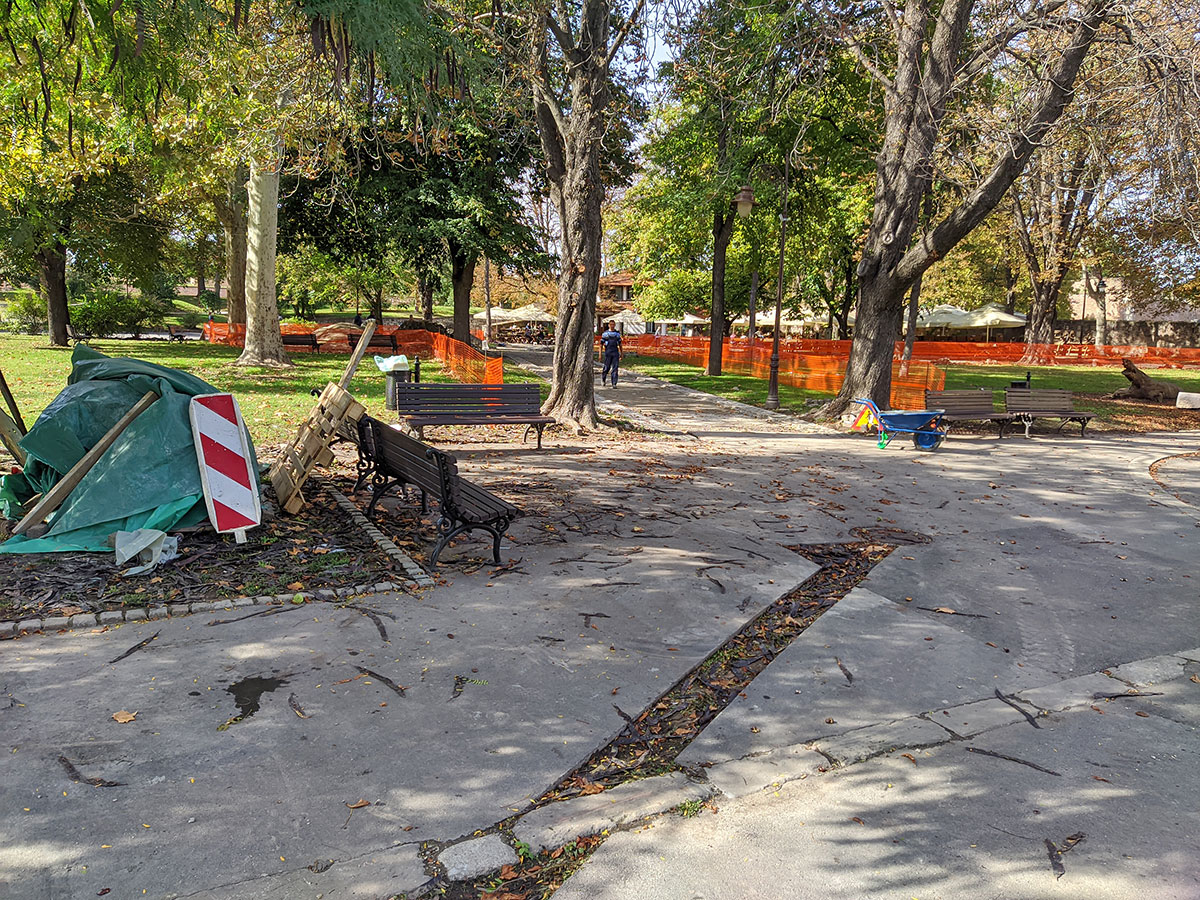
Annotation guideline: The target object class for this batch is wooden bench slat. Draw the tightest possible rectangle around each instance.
[392,383,553,448]
[1003,388,1094,437]
[355,416,521,565]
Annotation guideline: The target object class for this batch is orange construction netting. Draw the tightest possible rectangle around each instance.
[202,323,504,384]
[896,340,1200,368]
[619,336,945,409]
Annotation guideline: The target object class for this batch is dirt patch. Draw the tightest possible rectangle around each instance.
[0,482,396,622]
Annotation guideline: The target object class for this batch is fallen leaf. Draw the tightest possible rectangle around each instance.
[934,607,956,615]
[345,799,370,809]
[111,710,137,724]
[1135,711,1150,717]
[850,816,865,825]
[824,717,836,724]
[1190,674,1200,684]
[98,890,111,896]
[499,863,519,879]
[287,581,304,591]
[986,642,997,647]
[1092,775,1111,783]
[901,753,917,765]
[1090,705,1105,714]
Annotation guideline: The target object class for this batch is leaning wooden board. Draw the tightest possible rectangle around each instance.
[269,382,365,514]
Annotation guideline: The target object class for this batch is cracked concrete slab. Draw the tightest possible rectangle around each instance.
[438,834,518,881]
[811,716,951,765]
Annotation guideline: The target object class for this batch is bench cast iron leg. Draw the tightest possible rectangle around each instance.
[536,424,545,449]
[367,476,398,516]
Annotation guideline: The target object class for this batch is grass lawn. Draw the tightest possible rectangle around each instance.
[0,333,469,448]
[622,355,829,414]
[624,352,1200,431]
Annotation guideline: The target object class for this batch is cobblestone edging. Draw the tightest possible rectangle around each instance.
[320,482,435,589]
[1,481,435,641]
[0,579,419,640]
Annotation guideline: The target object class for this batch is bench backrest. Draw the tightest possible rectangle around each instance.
[349,330,396,350]
[925,389,996,416]
[362,415,445,498]
[393,383,542,417]
[1005,388,1078,413]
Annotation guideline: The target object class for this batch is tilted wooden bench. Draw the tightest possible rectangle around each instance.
[1004,388,1094,437]
[282,333,320,353]
[925,389,1016,437]
[393,382,555,448]
[356,415,522,565]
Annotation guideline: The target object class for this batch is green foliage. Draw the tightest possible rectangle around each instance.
[196,290,223,315]
[2,290,46,334]
[71,292,168,338]
[178,310,206,329]
[639,270,711,320]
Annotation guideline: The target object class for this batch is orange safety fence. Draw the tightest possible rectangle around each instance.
[202,323,504,384]
[898,340,1200,368]
[618,336,945,409]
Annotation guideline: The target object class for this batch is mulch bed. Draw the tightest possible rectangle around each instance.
[0,482,398,622]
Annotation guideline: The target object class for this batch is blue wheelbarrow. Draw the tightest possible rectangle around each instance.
[853,398,947,450]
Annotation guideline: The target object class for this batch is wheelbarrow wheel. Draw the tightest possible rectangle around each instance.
[912,431,944,451]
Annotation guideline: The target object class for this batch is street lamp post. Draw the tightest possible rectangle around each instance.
[765,160,790,411]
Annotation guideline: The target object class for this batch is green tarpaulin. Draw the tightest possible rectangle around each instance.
[1,345,259,553]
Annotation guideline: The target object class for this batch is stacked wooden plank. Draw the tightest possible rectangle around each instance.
[269,382,365,514]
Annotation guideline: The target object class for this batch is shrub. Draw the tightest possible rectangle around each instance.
[196,290,222,315]
[71,292,168,338]
[2,290,46,335]
[178,310,205,329]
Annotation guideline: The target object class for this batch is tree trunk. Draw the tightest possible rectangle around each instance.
[747,268,758,343]
[213,174,248,325]
[371,287,384,323]
[1003,265,1018,313]
[197,256,206,299]
[450,246,477,343]
[706,210,736,375]
[837,272,901,411]
[899,272,923,373]
[1021,282,1058,362]
[821,0,1105,417]
[236,157,290,367]
[1110,358,1179,401]
[419,276,434,322]
[1089,266,1108,347]
[484,257,494,345]
[542,160,604,429]
[214,273,222,300]
[37,242,69,346]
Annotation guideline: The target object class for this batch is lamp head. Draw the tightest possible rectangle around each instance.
[732,184,757,218]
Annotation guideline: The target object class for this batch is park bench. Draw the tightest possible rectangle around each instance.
[1004,388,1094,437]
[166,325,187,343]
[356,414,522,565]
[66,323,92,343]
[348,329,398,354]
[925,388,1016,437]
[393,382,555,448]
[282,332,320,353]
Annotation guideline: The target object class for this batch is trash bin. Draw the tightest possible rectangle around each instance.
[377,355,412,411]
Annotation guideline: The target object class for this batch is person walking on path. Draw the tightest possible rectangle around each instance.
[600,321,622,387]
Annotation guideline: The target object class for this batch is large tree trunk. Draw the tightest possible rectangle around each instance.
[821,0,1105,417]
[37,242,69,346]
[1003,264,1018,313]
[542,161,604,429]
[213,174,248,325]
[371,287,384,323]
[1088,266,1108,347]
[450,247,477,343]
[236,157,290,367]
[197,255,206,299]
[1021,282,1058,362]
[706,210,736,376]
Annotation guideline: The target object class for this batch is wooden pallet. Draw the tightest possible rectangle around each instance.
[269,382,365,514]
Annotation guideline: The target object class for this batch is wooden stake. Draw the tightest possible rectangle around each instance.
[0,369,27,434]
[339,318,377,390]
[12,390,159,536]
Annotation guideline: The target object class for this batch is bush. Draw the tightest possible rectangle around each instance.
[178,310,205,329]
[71,292,168,338]
[2,290,47,335]
[196,290,222,315]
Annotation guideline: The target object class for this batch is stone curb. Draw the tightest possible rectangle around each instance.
[321,482,435,588]
[0,581,420,641]
[2,480,435,641]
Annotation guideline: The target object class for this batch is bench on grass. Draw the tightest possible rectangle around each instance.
[1004,388,1094,437]
[924,388,1016,437]
[393,382,555,448]
[166,325,188,343]
[282,332,320,353]
[348,329,398,354]
[356,415,522,565]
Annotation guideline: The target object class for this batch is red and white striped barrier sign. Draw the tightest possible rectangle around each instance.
[190,393,261,543]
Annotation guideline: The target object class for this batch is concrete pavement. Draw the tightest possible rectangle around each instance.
[3,356,1198,899]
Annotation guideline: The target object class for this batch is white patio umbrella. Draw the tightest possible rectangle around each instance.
[610,308,646,333]
[961,304,1026,341]
[916,305,973,329]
